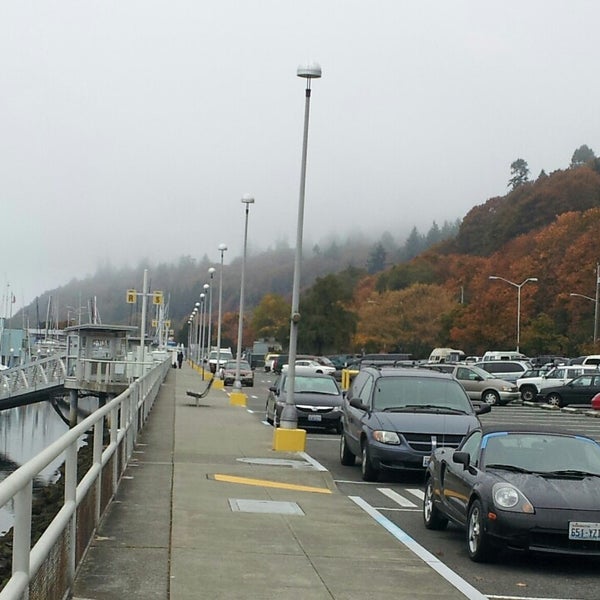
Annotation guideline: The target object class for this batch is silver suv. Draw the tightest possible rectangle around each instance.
[474,360,531,383]
[422,363,519,406]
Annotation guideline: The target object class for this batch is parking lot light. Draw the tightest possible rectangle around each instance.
[488,276,538,353]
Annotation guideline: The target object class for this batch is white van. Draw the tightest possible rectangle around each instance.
[582,355,600,366]
[428,348,465,363]
[482,350,528,362]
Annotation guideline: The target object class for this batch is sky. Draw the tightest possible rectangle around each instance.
[2,1,600,314]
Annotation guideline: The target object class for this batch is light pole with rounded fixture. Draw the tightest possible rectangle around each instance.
[202,283,210,377]
[488,276,538,353]
[206,267,216,363]
[276,62,322,451]
[198,293,206,375]
[214,244,228,389]
[194,302,200,365]
[232,194,255,406]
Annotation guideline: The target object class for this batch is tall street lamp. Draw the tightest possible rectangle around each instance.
[202,283,210,377]
[488,276,538,353]
[214,244,227,389]
[279,62,322,441]
[232,194,255,405]
[198,293,206,376]
[206,267,216,357]
[194,302,200,364]
[569,263,599,346]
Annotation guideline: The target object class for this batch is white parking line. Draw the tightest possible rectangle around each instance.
[349,495,488,600]
[406,488,425,501]
[377,487,418,508]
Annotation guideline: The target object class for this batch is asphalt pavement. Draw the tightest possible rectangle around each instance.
[71,363,483,600]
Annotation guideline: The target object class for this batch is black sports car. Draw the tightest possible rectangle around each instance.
[423,424,600,561]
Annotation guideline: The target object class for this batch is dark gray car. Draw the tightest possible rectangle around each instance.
[340,367,490,481]
[266,372,343,432]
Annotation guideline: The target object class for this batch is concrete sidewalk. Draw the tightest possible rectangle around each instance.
[71,364,478,599]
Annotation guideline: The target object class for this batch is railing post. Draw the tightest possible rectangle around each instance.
[65,441,77,586]
[13,482,33,595]
[94,419,104,523]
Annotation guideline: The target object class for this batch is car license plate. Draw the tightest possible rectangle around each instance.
[569,522,600,540]
[308,414,322,422]
[422,455,430,467]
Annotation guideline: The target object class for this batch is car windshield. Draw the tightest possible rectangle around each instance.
[483,432,600,475]
[373,377,472,412]
[282,375,339,395]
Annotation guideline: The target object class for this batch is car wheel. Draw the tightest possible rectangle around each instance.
[467,499,493,562]
[520,386,536,402]
[340,433,355,466]
[482,390,500,405]
[361,440,379,482]
[423,477,448,530]
[547,393,564,407]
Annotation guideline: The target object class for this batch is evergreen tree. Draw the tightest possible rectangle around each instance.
[571,144,596,168]
[508,158,530,190]
[366,242,386,274]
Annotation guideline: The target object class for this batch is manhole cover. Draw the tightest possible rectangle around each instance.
[228,499,304,515]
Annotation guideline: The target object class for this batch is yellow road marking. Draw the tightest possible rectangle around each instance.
[213,473,332,494]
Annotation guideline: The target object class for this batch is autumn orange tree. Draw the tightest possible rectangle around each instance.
[354,284,458,357]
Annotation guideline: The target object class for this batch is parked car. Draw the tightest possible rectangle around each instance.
[208,348,233,373]
[538,373,600,407]
[474,360,531,383]
[219,360,254,386]
[282,359,336,376]
[421,363,519,406]
[271,353,315,374]
[517,365,599,402]
[339,366,490,481]
[265,373,343,432]
[423,424,600,561]
[264,353,279,372]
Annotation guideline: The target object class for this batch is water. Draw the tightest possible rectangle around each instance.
[0,396,97,534]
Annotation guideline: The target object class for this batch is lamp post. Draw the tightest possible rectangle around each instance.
[202,283,210,376]
[569,264,599,346]
[194,302,200,364]
[281,61,322,431]
[488,276,538,353]
[215,244,227,386]
[232,195,255,402]
[206,267,216,358]
[198,293,206,375]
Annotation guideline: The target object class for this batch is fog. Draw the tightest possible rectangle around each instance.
[2,1,599,311]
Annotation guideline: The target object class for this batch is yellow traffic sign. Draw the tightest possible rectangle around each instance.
[126,290,137,304]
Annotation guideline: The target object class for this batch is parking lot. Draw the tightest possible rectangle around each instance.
[245,369,600,600]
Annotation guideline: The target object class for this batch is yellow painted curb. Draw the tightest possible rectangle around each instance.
[272,428,306,452]
[213,473,331,494]
[212,378,225,390]
[229,391,247,406]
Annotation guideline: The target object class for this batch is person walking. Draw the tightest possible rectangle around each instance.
[177,351,184,369]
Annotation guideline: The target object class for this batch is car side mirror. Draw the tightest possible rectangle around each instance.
[453,451,470,469]
[474,375,483,381]
[472,401,491,415]
[349,397,368,411]
[269,386,277,394]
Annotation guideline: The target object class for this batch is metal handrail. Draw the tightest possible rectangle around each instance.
[0,356,171,599]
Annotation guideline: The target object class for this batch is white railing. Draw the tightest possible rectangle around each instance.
[0,354,68,402]
[0,356,171,600]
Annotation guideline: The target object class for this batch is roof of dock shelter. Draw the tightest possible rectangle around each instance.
[64,324,138,335]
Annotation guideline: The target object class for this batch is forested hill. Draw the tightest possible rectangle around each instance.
[438,163,600,257]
